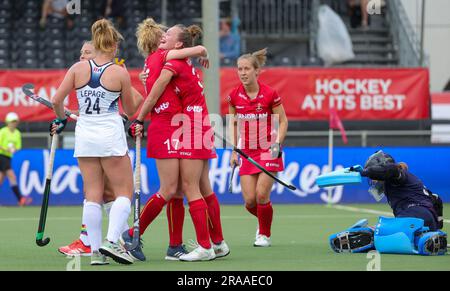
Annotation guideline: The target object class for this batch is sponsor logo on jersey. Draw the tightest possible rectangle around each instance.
[238,93,246,99]
[179,151,192,156]
[154,102,170,114]
[265,162,280,168]
[236,113,268,120]
[236,106,245,109]
[174,86,181,94]
[93,67,103,73]
[186,105,203,113]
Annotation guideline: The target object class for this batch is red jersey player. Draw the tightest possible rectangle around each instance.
[228,48,288,247]
[134,24,228,262]
[128,22,229,261]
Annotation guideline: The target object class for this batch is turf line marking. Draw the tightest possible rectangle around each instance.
[332,205,450,224]
[0,214,363,222]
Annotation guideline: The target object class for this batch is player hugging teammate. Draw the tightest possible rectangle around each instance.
[125,20,229,262]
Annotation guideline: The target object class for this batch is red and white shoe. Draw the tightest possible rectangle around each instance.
[58,239,91,257]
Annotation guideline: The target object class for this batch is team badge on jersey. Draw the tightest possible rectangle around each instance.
[256,103,263,112]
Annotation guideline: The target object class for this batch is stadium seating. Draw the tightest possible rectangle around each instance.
[0,0,401,69]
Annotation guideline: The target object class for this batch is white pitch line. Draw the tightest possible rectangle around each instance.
[332,204,450,224]
[0,213,364,222]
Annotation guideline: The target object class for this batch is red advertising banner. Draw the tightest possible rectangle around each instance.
[221,67,430,120]
[0,67,429,122]
[0,69,147,122]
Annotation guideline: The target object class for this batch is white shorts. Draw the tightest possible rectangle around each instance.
[74,114,128,158]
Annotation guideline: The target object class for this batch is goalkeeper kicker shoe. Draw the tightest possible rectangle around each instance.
[99,240,134,265]
[119,230,146,261]
[58,239,91,257]
[179,245,216,262]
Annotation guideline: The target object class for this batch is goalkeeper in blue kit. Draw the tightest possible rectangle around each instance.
[329,150,447,256]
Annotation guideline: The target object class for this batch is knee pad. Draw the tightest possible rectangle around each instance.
[417,231,447,256]
[329,219,375,253]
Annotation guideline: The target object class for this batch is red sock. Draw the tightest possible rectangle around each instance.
[129,193,166,237]
[246,205,258,217]
[204,193,224,244]
[257,202,273,237]
[167,198,185,247]
[188,198,211,249]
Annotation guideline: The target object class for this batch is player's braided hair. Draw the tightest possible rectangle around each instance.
[91,19,123,55]
[136,18,166,57]
[174,24,202,48]
[238,48,268,70]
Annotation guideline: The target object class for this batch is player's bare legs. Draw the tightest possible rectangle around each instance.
[97,155,134,264]
[241,174,258,216]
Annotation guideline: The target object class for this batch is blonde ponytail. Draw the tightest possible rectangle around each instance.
[136,18,165,57]
[91,19,123,55]
[238,48,268,70]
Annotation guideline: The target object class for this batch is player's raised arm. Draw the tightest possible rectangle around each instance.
[167,45,207,60]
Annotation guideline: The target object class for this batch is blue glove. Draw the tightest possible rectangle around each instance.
[49,118,67,136]
[349,165,363,173]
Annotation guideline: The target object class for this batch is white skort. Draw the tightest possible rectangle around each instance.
[74,113,128,157]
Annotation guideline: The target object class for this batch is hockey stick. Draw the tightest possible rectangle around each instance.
[22,83,78,120]
[228,164,237,193]
[125,135,141,251]
[36,133,58,246]
[214,131,297,191]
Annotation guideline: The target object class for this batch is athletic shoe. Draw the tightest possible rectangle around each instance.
[179,245,216,262]
[58,239,91,257]
[90,251,109,266]
[165,245,188,261]
[213,241,230,258]
[18,196,32,206]
[254,235,271,247]
[99,240,134,265]
[119,230,146,261]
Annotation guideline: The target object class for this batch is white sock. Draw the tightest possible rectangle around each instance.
[107,196,131,243]
[103,201,114,217]
[79,199,90,246]
[84,201,102,253]
[105,200,129,234]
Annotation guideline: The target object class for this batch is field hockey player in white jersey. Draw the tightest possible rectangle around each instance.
[50,19,143,265]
